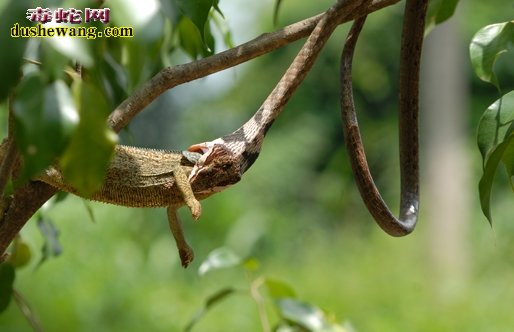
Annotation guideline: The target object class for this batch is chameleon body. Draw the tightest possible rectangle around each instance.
[38,146,204,208]
[0,134,242,267]
[36,145,207,267]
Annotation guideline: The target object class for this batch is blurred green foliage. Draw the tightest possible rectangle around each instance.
[1,0,514,331]
[470,21,514,223]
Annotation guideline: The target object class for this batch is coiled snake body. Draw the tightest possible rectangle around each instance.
[340,0,428,236]
[190,0,428,236]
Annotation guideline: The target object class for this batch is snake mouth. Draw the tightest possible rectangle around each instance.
[187,142,213,181]
[187,143,210,154]
[186,141,220,182]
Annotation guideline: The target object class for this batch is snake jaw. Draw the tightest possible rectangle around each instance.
[187,139,223,182]
[188,142,214,155]
[187,143,209,182]
[187,140,242,193]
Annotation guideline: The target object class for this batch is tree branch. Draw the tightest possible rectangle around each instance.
[108,0,400,132]
[0,97,19,197]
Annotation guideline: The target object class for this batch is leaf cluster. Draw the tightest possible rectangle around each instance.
[186,247,355,332]
[469,21,514,223]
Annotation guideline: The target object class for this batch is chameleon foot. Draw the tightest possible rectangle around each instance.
[187,199,202,221]
[179,246,195,268]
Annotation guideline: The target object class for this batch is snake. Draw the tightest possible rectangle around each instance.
[340,0,428,236]
[189,0,428,236]
[188,0,360,183]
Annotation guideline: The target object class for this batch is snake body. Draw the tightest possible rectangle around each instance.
[188,0,358,178]
[340,0,428,236]
[190,0,428,236]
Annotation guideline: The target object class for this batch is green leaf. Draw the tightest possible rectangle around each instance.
[45,25,94,68]
[99,51,129,106]
[477,91,514,164]
[0,263,15,314]
[184,288,236,332]
[60,80,117,196]
[425,0,460,35]
[7,238,32,269]
[502,136,514,189]
[470,21,514,88]
[273,0,285,26]
[177,16,213,59]
[159,0,181,25]
[198,247,242,275]
[212,0,223,17]
[211,11,234,49]
[265,278,297,299]
[242,257,260,271]
[478,138,512,224]
[177,0,214,41]
[37,217,63,267]
[40,41,71,81]
[0,0,31,102]
[82,200,97,223]
[121,41,147,91]
[276,298,331,331]
[476,91,514,223]
[13,76,79,182]
[203,16,215,54]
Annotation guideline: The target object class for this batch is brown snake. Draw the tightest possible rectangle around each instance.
[188,0,360,184]
[188,0,428,236]
[340,0,428,236]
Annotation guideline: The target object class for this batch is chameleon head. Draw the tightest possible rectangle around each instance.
[187,139,243,194]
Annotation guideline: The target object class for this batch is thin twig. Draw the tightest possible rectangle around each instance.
[250,277,271,332]
[13,289,45,332]
[0,96,19,196]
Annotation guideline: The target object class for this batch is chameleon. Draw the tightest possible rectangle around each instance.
[0,142,208,267]
[0,135,244,267]
[35,145,204,267]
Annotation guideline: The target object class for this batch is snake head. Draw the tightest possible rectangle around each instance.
[187,139,242,195]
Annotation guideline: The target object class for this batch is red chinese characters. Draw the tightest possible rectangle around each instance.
[26,7,111,25]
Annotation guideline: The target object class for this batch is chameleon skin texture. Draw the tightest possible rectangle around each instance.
[37,145,202,208]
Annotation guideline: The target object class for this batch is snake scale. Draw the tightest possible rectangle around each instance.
[190,0,428,236]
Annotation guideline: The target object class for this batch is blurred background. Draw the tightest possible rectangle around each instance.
[1,0,514,331]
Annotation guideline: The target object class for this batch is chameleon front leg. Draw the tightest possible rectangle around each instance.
[167,166,201,267]
[167,205,194,268]
[172,166,201,220]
